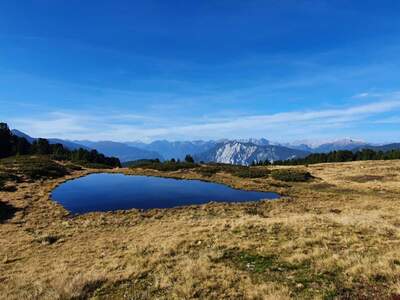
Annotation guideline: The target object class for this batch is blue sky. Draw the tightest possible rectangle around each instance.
[1,1,400,142]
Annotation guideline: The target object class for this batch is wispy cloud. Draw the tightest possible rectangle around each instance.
[352,92,372,98]
[9,99,400,142]
[352,91,400,99]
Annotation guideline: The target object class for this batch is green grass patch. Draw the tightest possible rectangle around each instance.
[220,250,344,299]
[271,169,313,182]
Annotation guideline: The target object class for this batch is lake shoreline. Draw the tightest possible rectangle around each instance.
[51,172,281,214]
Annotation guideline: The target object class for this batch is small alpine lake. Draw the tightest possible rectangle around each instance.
[51,173,280,214]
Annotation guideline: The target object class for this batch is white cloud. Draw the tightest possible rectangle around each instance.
[352,91,400,99]
[9,99,400,142]
[352,92,371,98]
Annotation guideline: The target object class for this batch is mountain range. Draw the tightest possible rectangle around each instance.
[126,140,216,160]
[281,138,369,153]
[194,141,309,165]
[11,129,400,165]
[76,141,163,162]
[11,129,90,151]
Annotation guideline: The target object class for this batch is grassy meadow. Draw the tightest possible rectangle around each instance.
[0,157,400,299]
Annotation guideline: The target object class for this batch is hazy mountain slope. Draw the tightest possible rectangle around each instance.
[11,129,35,143]
[11,129,89,150]
[282,139,369,153]
[353,143,400,152]
[313,139,369,153]
[77,141,163,162]
[279,143,313,152]
[126,140,216,160]
[235,138,270,146]
[195,141,309,165]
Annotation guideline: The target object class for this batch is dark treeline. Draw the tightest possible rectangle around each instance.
[253,149,400,166]
[0,123,121,167]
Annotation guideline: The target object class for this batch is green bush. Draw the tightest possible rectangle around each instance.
[195,166,222,177]
[203,163,247,175]
[232,167,270,178]
[271,169,313,182]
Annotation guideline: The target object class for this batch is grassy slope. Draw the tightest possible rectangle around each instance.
[0,160,400,299]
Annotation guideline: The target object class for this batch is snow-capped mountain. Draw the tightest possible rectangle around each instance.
[194,141,309,165]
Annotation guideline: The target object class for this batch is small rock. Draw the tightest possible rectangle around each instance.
[296,283,304,289]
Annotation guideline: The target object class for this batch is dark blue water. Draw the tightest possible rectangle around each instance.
[51,173,279,214]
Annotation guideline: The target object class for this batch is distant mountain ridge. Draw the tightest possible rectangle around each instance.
[353,143,400,152]
[126,140,217,160]
[194,141,309,165]
[11,129,89,150]
[76,141,163,162]
[280,138,370,153]
[11,129,400,164]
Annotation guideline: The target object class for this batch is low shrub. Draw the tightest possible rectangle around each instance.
[0,156,69,180]
[20,161,69,179]
[64,163,83,171]
[271,169,313,182]
[122,159,160,167]
[195,166,222,177]
[232,167,270,178]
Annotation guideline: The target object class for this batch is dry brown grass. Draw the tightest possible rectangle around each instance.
[0,160,400,299]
